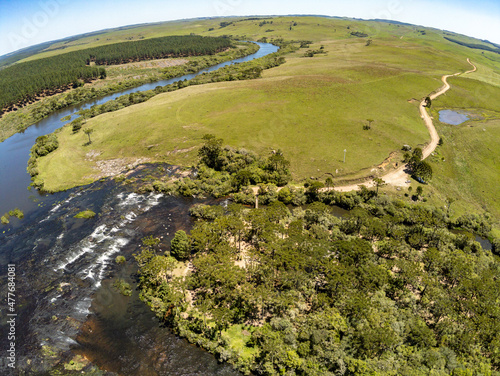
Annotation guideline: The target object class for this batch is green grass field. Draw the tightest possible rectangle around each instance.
[422,72,500,222]
[30,16,500,227]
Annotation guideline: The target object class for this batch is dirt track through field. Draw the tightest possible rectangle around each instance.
[330,59,477,192]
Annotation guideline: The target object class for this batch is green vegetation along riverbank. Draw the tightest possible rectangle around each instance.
[31,44,290,191]
[0,35,232,115]
[136,190,500,375]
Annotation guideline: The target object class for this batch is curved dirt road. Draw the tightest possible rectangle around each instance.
[331,59,477,192]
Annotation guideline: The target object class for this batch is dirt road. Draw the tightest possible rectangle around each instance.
[330,59,477,192]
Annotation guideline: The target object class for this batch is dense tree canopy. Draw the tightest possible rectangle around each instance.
[137,192,500,375]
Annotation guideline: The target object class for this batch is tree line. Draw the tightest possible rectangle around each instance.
[444,37,500,55]
[0,35,232,115]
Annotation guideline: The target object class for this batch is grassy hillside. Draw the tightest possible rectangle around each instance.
[31,16,500,227]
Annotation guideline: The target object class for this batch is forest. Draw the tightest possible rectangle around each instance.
[135,137,500,376]
[0,35,232,115]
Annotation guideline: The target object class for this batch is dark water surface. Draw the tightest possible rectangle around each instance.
[0,43,278,375]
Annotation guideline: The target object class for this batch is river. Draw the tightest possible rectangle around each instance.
[0,42,278,375]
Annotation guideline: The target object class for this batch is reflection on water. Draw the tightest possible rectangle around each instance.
[439,109,469,125]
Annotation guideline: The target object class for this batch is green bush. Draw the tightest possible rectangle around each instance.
[113,279,132,296]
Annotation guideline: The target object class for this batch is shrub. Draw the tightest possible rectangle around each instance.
[113,279,132,296]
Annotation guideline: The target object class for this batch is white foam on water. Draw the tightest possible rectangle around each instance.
[49,203,62,214]
[89,224,108,242]
[55,245,95,271]
[49,192,83,216]
[124,212,137,221]
[50,294,62,303]
[94,237,129,288]
[81,265,96,281]
[118,192,141,207]
[74,297,92,316]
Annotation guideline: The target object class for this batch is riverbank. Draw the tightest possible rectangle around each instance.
[31,42,286,192]
[0,161,245,374]
[0,41,259,143]
[0,42,278,222]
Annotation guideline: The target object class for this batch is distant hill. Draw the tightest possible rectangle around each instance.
[0,22,167,68]
[444,36,500,54]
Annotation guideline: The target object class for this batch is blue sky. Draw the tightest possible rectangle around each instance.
[0,0,499,56]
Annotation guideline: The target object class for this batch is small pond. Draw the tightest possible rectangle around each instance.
[439,110,470,125]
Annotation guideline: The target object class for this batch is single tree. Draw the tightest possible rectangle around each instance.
[171,230,190,260]
[416,186,423,197]
[78,109,91,124]
[83,128,94,144]
[373,178,386,196]
[414,161,433,182]
[412,147,423,161]
[424,96,432,108]
[232,169,253,190]
[325,176,334,189]
[198,134,223,170]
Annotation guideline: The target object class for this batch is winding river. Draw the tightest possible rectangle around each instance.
[0,42,279,220]
[0,42,278,375]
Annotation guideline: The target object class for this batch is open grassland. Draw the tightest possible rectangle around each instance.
[16,15,498,64]
[31,16,500,228]
[0,42,257,142]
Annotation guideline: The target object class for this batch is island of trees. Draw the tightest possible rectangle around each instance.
[133,136,500,376]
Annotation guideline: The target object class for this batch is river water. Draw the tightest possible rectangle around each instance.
[0,42,278,375]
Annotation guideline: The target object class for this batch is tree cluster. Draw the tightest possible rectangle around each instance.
[83,35,232,66]
[404,147,433,183]
[167,135,292,198]
[444,37,500,55]
[137,194,500,375]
